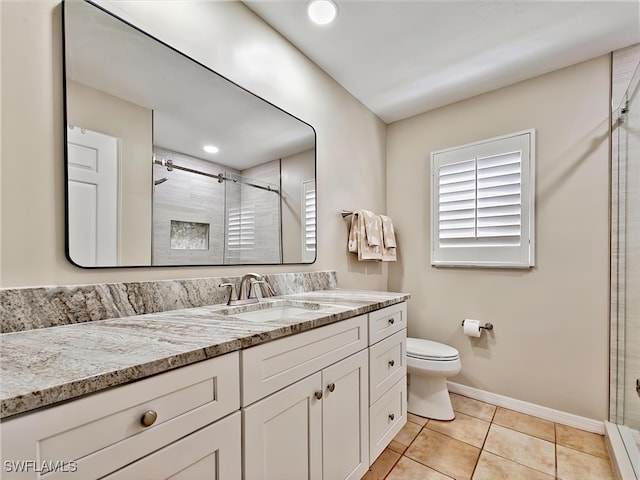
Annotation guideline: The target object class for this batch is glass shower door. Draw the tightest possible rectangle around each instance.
[612,59,640,478]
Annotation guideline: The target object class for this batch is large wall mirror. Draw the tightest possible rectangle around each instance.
[63,0,317,267]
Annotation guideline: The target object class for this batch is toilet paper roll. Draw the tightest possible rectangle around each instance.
[463,319,482,338]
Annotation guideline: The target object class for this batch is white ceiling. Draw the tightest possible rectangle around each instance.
[66,0,315,170]
[245,0,640,123]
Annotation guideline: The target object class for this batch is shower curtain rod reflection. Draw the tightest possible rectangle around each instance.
[153,156,280,193]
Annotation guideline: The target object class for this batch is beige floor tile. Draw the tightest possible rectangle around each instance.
[450,393,496,422]
[392,420,422,447]
[557,445,615,480]
[556,424,609,459]
[492,407,555,442]
[386,456,454,480]
[483,424,555,476]
[472,451,555,480]
[405,428,480,480]
[427,411,491,448]
[361,448,401,480]
[388,439,408,455]
[407,412,428,426]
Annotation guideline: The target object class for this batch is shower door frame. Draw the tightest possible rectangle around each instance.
[609,45,640,480]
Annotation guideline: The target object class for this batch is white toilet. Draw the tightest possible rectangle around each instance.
[406,337,461,421]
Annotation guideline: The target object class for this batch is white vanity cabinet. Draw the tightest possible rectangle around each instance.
[367,302,408,463]
[242,315,370,480]
[1,299,408,480]
[0,352,241,480]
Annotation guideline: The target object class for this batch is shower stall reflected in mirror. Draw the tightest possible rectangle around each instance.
[152,148,282,266]
[610,53,640,479]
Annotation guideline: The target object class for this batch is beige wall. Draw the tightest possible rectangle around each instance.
[387,56,611,420]
[0,1,387,290]
[67,80,152,265]
[281,149,315,263]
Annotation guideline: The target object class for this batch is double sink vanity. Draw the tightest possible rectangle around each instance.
[1,275,409,480]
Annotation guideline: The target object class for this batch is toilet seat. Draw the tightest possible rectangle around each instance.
[407,338,459,361]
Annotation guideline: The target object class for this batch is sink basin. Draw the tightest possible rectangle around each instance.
[217,300,344,323]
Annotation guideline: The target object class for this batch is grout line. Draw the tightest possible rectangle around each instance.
[555,423,559,479]
[381,450,404,480]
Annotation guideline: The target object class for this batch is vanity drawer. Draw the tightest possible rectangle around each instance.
[102,411,241,480]
[1,352,240,480]
[369,330,406,405]
[241,315,368,406]
[369,377,407,464]
[369,302,406,345]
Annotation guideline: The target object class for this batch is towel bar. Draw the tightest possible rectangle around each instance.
[341,210,353,218]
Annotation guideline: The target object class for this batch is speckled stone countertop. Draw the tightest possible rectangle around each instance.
[0,289,409,419]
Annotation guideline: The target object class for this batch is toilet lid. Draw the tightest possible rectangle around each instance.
[407,338,459,361]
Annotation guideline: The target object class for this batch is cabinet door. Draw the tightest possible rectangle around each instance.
[322,350,369,480]
[243,373,322,480]
[102,412,241,480]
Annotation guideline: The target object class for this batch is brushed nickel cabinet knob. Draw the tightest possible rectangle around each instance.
[389,413,395,421]
[388,359,395,367]
[140,410,158,427]
[327,383,336,392]
[315,390,323,400]
[388,318,395,325]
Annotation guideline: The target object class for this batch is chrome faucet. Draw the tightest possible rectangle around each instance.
[238,273,264,301]
[219,273,276,306]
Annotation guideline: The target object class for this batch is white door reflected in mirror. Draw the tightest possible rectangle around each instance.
[67,125,119,267]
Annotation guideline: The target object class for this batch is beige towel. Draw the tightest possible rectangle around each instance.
[380,215,397,262]
[348,210,383,260]
[362,210,382,247]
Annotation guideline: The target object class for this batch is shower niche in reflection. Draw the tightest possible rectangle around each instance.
[63,0,316,267]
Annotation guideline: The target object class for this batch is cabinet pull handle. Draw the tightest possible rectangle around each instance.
[388,360,395,367]
[389,413,395,421]
[140,410,158,427]
[315,390,323,400]
[327,383,336,392]
[388,318,395,325]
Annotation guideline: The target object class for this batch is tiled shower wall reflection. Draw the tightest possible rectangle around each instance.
[225,160,281,264]
[152,147,281,265]
[152,147,229,265]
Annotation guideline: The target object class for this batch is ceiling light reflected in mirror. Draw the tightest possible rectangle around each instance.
[307,0,337,25]
[203,145,219,154]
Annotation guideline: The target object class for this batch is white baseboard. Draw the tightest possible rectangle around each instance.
[447,381,605,435]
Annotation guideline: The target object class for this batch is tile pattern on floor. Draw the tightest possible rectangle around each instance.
[362,393,615,480]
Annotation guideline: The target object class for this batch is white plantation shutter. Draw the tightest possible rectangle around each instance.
[476,152,522,244]
[431,130,534,268]
[438,158,477,244]
[302,180,316,262]
[227,204,255,254]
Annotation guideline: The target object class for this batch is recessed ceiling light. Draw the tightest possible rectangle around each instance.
[308,0,337,25]
[203,145,219,154]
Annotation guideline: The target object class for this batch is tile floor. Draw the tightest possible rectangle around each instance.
[363,393,616,480]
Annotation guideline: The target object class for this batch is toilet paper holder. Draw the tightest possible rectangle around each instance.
[461,319,494,331]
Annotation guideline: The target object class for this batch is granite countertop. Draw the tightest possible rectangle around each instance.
[0,289,409,419]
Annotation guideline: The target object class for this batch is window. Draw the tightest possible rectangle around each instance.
[227,204,255,258]
[302,180,316,262]
[430,130,535,268]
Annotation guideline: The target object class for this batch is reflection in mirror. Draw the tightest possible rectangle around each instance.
[63,0,316,267]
